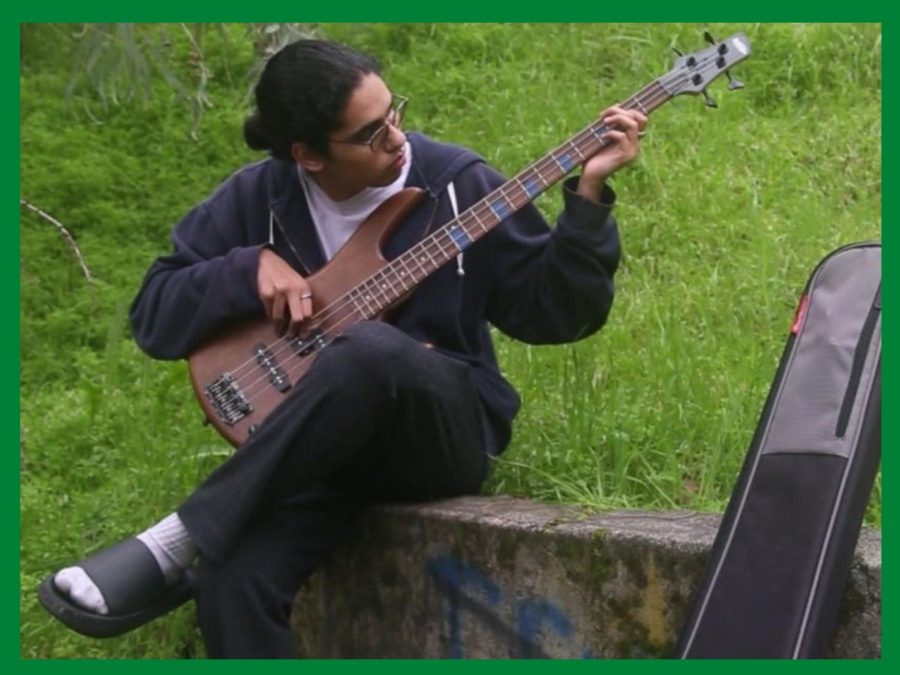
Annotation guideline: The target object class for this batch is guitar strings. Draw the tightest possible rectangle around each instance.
[215,79,684,407]
[221,60,705,389]
[219,81,679,405]
[222,79,680,402]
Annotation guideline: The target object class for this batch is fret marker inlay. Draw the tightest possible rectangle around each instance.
[557,153,575,172]
[489,200,511,220]
[448,225,473,251]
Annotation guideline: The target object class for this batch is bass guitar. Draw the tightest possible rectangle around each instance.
[190,32,752,447]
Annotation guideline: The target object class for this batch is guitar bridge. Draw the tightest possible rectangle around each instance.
[205,373,253,426]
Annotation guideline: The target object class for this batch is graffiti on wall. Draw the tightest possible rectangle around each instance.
[426,555,595,658]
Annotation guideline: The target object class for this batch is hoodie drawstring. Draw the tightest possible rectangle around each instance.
[447,181,465,277]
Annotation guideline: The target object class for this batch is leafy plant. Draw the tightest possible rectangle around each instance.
[22,23,318,139]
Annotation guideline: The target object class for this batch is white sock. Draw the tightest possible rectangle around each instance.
[136,513,197,584]
[54,567,110,615]
[54,513,197,614]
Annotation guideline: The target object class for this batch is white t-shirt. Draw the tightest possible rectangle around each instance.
[297,142,412,261]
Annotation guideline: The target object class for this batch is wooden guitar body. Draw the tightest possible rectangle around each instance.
[189,187,425,447]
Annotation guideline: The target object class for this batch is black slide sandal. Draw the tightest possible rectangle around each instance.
[37,538,193,639]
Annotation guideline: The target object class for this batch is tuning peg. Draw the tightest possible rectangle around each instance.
[726,70,745,90]
[702,88,718,108]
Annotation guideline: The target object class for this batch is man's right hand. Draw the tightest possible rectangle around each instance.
[257,248,314,334]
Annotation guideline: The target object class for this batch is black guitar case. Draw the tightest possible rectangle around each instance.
[675,242,882,658]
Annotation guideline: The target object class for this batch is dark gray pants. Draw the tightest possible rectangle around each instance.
[178,321,490,657]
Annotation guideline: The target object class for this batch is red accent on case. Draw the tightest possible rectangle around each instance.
[791,294,809,335]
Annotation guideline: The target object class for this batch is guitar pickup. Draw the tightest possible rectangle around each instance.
[291,329,328,357]
[254,344,291,393]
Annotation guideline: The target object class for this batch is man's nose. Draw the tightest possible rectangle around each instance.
[383,123,406,152]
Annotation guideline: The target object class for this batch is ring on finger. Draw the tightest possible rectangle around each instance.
[301,292,312,299]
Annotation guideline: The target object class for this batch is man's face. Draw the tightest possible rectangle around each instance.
[308,73,408,201]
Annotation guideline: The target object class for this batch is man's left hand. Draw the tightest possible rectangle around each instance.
[576,106,647,202]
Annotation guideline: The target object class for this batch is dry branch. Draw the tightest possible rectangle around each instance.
[20,198,94,282]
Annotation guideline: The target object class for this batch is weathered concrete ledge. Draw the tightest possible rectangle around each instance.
[291,496,881,658]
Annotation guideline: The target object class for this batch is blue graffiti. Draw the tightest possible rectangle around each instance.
[426,555,593,658]
[427,556,501,658]
[516,598,574,657]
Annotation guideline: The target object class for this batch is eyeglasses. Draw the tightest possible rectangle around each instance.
[330,95,408,153]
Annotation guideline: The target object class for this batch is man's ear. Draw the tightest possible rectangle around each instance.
[291,142,324,173]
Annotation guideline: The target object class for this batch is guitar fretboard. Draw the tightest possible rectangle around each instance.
[332,75,683,323]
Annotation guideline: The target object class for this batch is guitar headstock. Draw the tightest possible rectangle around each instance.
[662,32,752,107]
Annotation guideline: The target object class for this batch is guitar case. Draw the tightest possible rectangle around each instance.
[675,241,882,659]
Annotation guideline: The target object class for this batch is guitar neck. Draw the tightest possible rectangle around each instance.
[340,78,674,319]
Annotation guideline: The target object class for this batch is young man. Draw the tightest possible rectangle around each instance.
[38,39,646,657]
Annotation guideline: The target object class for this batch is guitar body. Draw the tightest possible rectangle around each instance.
[189,187,425,447]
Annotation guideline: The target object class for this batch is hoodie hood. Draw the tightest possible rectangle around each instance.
[405,132,486,198]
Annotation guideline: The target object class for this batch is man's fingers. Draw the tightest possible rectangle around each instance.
[599,105,625,118]
[257,247,314,332]
[287,294,307,334]
[598,129,639,162]
[601,129,627,145]
[601,109,648,135]
[260,293,274,320]
[283,288,315,334]
[603,113,639,132]
[271,293,286,322]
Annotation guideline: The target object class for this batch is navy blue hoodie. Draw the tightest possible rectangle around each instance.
[129,132,621,455]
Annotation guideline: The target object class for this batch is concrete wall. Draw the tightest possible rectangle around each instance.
[291,496,881,658]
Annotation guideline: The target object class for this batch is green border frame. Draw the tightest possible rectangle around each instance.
[10,3,890,671]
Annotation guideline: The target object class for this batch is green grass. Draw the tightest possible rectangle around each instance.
[19,23,881,658]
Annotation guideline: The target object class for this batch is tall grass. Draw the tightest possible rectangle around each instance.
[20,23,881,658]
